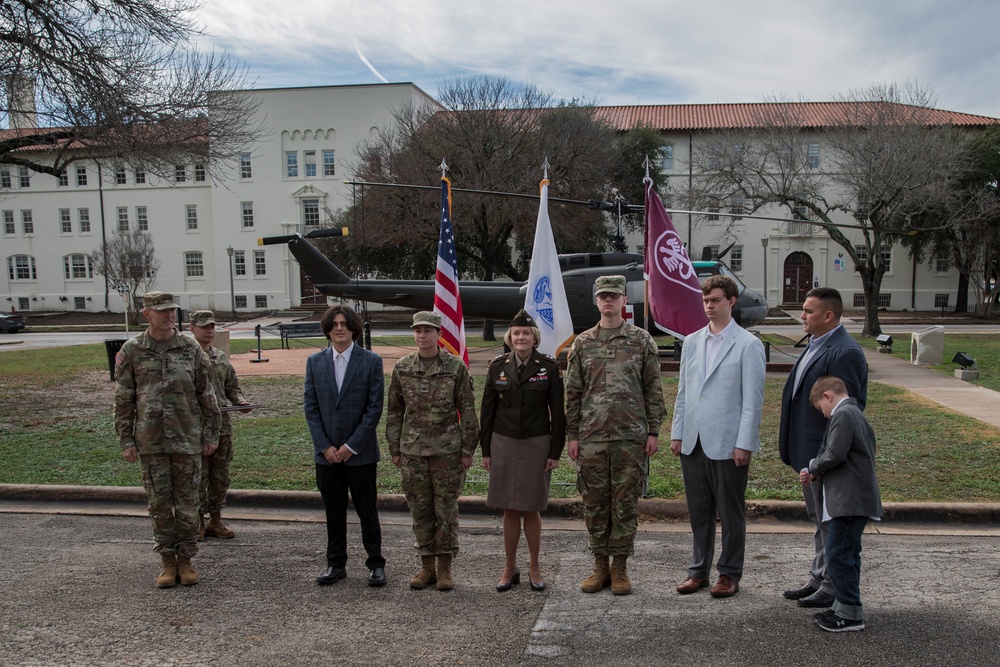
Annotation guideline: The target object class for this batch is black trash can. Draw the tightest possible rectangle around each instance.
[104,339,127,382]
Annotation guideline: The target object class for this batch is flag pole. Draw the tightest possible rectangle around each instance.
[642,155,652,334]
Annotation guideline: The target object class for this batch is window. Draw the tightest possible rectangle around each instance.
[729,245,743,272]
[853,293,865,308]
[806,143,820,169]
[729,195,745,220]
[74,296,86,310]
[304,150,317,177]
[76,166,88,186]
[880,247,892,272]
[78,208,91,233]
[285,151,299,177]
[853,293,891,308]
[174,165,186,182]
[241,202,254,229]
[115,168,127,184]
[185,251,204,277]
[658,145,673,171]
[704,245,720,260]
[58,170,68,187]
[255,294,268,309]
[303,199,320,226]
[934,293,950,308]
[185,204,198,231]
[136,206,148,232]
[254,249,266,276]
[792,192,811,220]
[240,153,252,179]
[706,144,721,170]
[3,210,14,235]
[194,163,206,182]
[117,207,129,232]
[64,254,93,279]
[235,295,248,309]
[18,297,28,310]
[0,166,10,188]
[21,210,33,234]
[706,199,720,222]
[935,254,950,273]
[854,244,868,266]
[59,209,72,234]
[18,166,30,188]
[135,170,146,184]
[322,150,335,176]
[234,250,246,276]
[8,254,37,280]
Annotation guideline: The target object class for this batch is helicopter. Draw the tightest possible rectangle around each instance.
[258,229,768,333]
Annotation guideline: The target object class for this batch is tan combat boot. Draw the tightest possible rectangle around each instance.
[176,556,200,585]
[436,555,454,591]
[610,556,632,595]
[155,554,177,588]
[580,554,611,593]
[409,555,437,589]
[198,515,207,541]
[204,513,235,539]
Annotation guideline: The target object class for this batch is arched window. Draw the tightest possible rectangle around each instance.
[64,254,93,279]
[7,255,37,280]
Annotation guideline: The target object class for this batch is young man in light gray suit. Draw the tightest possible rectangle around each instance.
[304,305,387,587]
[671,276,766,598]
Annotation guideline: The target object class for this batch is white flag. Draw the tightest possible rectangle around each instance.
[524,179,574,357]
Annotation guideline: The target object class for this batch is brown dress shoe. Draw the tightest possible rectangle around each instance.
[709,574,739,598]
[676,577,709,594]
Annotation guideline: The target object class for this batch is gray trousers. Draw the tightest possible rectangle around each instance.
[680,442,748,581]
[803,478,835,595]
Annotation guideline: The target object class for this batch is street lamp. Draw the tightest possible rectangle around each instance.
[226,245,236,320]
[761,237,769,305]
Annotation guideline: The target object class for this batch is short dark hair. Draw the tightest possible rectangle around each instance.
[320,304,363,342]
[701,275,739,300]
[805,287,844,319]
[809,375,848,406]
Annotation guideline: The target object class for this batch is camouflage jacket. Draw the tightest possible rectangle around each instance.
[564,321,665,443]
[114,330,220,455]
[206,345,247,436]
[386,349,479,458]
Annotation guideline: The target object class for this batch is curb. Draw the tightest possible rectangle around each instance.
[3,484,998,523]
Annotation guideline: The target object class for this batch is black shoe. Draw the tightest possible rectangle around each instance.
[529,578,545,592]
[813,608,837,622]
[816,613,865,633]
[316,566,346,585]
[797,590,835,608]
[496,568,520,592]
[783,583,819,600]
[368,567,387,587]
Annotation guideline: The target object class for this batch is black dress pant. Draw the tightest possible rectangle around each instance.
[316,461,385,570]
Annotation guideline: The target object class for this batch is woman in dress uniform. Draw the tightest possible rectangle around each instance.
[480,309,565,591]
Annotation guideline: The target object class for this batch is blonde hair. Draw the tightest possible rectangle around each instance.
[504,325,541,348]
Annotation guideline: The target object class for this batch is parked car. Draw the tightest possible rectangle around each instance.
[0,311,26,333]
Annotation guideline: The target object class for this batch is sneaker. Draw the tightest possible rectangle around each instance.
[816,613,865,633]
[812,609,837,622]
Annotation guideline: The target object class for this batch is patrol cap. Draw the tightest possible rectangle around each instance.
[595,275,626,296]
[510,309,536,328]
[142,291,179,311]
[190,310,217,327]
[411,311,442,329]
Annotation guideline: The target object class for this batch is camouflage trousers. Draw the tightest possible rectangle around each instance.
[199,431,233,514]
[140,453,202,558]
[400,453,466,556]
[576,439,645,557]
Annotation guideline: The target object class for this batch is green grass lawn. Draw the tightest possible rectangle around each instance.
[2,340,999,502]
[854,333,1000,392]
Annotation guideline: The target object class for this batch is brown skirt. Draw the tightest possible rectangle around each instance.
[486,433,552,512]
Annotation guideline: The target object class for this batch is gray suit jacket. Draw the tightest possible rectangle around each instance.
[808,398,883,519]
[304,344,384,467]
[671,323,766,460]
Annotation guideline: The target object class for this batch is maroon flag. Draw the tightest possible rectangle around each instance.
[643,178,708,338]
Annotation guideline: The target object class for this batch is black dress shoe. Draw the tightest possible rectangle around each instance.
[783,583,819,600]
[529,578,545,592]
[496,568,520,592]
[316,566,346,585]
[368,567,387,587]
[797,590,835,608]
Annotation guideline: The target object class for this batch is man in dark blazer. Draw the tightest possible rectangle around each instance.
[304,305,386,587]
[778,287,867,608]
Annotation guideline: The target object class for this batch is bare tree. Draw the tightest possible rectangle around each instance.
[1,0,260,181]
[91,229,161,322]
[688,82,975,336]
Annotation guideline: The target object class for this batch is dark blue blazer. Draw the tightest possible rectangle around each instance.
[778,325,868,472]
[304,344,384,467]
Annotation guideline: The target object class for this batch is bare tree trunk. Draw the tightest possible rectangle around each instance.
[482,319,496,342]
[860,270,883,337]
[954,272,969,313]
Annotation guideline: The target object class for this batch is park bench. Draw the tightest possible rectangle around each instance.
[278,321,324,349]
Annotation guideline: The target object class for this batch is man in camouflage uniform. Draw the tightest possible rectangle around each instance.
[565,275,665,595]
[114,292,220,588]
[189,310,251,541]
[386,311,479,592]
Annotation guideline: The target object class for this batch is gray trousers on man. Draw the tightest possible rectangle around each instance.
[680,442,748,581]
[803,478,835,595]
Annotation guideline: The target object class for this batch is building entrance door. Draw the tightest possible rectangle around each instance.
[782,252,813,305]
[299,271,326,306]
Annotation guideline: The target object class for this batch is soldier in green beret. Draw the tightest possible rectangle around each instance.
[114,292,221,588]
[565,275,665,595]
[386,311,479,592]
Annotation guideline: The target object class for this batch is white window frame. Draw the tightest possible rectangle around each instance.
[136,206,148,232]
[21,209,33,235]
[185,204,198,231]
[8,254,37,280]
[253,249,266,276]
[185,251,204,277]
[322,150,335,176]
[117,206,129,232]
[285,151,299,178]
[240,153,252,179]
[64,254,93,279]
[233,250,246,276]
[59,209,72,234]
[241,201,254,229]
[78,208,91,233]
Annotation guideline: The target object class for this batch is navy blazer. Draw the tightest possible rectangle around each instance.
[304,344,385,467]
[808,398,883,519]
[778,325,868,472]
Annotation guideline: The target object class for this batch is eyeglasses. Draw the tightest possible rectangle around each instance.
[596,293,623,301]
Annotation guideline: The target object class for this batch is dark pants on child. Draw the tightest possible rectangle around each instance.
[825,515,869,620]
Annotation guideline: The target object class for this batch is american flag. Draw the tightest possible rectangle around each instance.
[433,177,469,365]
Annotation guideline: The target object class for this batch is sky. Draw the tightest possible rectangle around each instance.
[194,0,1000,118]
